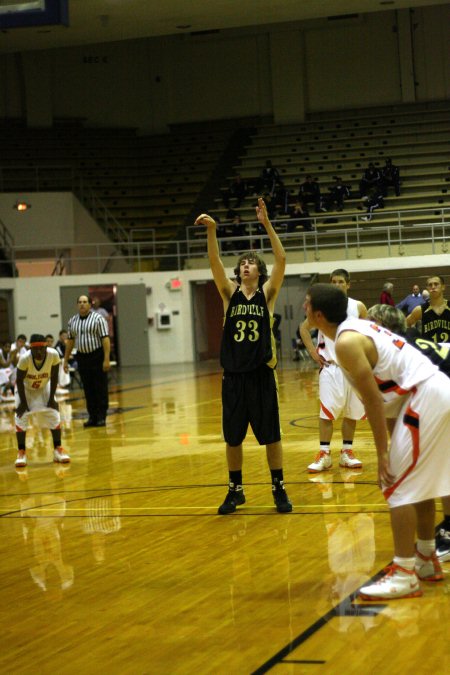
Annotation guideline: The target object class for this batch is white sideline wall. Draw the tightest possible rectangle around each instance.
[0,254,449,365]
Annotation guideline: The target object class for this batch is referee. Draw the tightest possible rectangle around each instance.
[63,294,111,427]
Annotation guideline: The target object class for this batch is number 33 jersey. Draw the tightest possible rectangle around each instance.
[17,348,60,391]
[220,287,276,373]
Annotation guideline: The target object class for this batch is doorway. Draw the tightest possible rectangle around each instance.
[60,284,150,367]
[272,275,316,361]
[191,280,223,361]
[0,290,15,342]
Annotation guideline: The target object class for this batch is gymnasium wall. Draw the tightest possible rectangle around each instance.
[0,255,448,366]
[0,6,448,131]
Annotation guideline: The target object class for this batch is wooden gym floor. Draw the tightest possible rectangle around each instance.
[0,361,448,674]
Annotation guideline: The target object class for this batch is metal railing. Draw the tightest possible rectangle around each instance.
[0,164,138,269]
[0,164,76,192]
[0,207,447,276]
[187,205,449,258]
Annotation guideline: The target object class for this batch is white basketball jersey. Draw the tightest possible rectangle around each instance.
[17,348,60,391]
[336,317,438,403]
[318,296,360,362]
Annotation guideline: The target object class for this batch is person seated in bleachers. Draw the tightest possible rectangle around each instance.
[222,174,248,210]
[298,175,323,213]
[286,200,313,232]
[359,163,381,198]
[361,186,384,221]
[261,191,277,220]
[256,160,282,195]
[217,211,233,253]
[272,180,289,214]
[380,158,400,197]
[223,212,249,252]
[322,177,351,212]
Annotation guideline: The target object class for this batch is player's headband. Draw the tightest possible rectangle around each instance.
[30,341,46,347]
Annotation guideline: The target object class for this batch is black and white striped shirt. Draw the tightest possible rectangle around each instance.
[68,310,109,353]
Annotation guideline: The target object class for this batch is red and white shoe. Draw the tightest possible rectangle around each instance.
[359,564,422,600]
[308,451,332,473]
[53,447,71,463]
[15,451,27,468]
[339,449,362,469]
[415,547,444,581]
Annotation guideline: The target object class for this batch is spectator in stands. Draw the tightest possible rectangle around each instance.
[359,162,381,198]
[223,174,248,210]
[286,200,313,232]
[256,160,282,195]
[396,284,423,315]
[261,191,277,220]
[272,180,289,214]
[229,213,249,251]
[45,334,54,348]
[323,177,351,212]
[361,186,384,221]
[298,175,323,213]
[218,210,237,253]
[380,158,400,197]
[379,282,395,306]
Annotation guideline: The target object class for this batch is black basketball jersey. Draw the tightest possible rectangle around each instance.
[421,301,450,343]
[220,286,276,373]
[412,338,450,377]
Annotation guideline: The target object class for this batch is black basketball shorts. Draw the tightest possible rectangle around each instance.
[222,364,281,446]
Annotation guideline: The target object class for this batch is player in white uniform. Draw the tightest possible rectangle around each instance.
[304,284,449,600]
[300,269,367,472]
[14,334,70,468]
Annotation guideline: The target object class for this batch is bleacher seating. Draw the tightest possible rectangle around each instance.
[0,120,235,243]
[211,105,450,233]
[1,105,448,260]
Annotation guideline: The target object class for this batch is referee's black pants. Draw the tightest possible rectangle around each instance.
[77,348,109,422]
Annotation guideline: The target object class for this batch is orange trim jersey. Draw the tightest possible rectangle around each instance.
[335,317,438,404]
[17,348,60,391]
[317,297,360,362]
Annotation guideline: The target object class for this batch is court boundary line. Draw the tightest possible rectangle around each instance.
[250,592,387,674]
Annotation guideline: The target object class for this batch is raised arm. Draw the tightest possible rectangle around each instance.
[195,213,235,306]
[257,197,286,310]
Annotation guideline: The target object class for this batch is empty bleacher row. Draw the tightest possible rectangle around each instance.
[0,121,236,242]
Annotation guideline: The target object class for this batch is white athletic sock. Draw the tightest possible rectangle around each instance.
[416,539,435,557]
[393,556,415,572]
